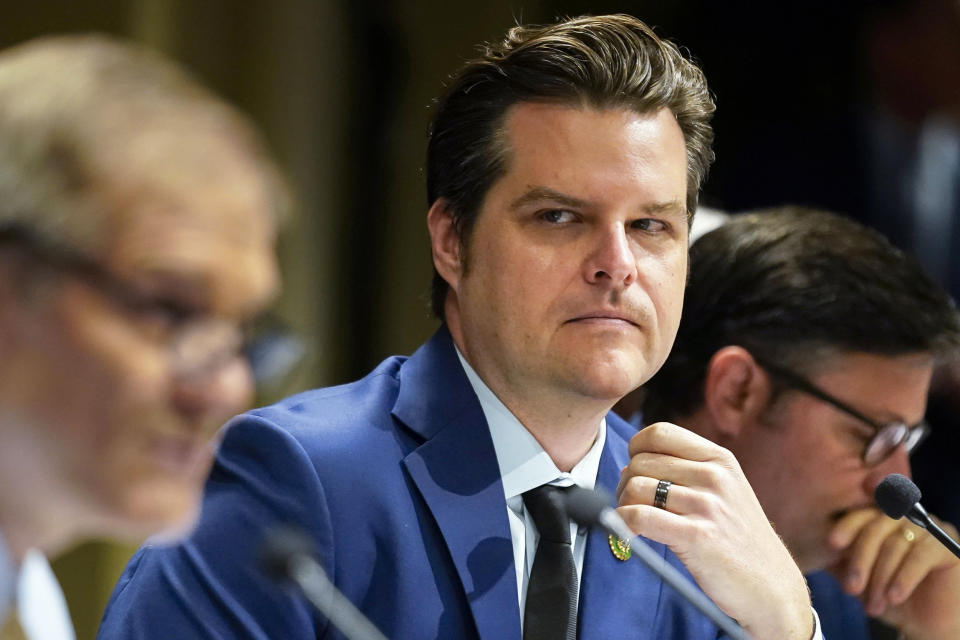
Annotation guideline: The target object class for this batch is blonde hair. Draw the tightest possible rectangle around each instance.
[0,34,287,253]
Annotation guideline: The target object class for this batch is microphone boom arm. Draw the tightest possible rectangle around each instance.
[908,503,960,561]
[600,511,753,640]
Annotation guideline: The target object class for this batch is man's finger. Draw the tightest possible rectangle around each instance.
[885,530,955,606]
[828,508,883,550]
[628,422,730,463]
[620,452,729,496]
[842,515,902,594]
[619,474,711,517]
[617,503,688,539]
[864,526,917,615]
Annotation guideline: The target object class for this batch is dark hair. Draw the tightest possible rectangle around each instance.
[643,206,960,422]
[426,14,715,318]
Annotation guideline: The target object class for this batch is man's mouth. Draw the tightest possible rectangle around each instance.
[566,312,640,327]
[148,433,214,476]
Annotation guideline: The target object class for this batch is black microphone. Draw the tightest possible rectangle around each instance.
[875,474,960,560]
[259,526,388,640]
[875,474,922,523]
[563,487,752,640]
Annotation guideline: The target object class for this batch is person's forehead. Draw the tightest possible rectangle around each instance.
[495,102,686,187]
[809,351,934,383]
[480,103,688,233]
[502,100,676,145]
[802,351,934,423]
[95,161,279,315]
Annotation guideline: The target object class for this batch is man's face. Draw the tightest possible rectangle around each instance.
[732,352,932,572]
[0,147,279,542]
[446,104,689,409]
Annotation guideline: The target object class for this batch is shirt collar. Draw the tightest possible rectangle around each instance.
[0,527,15,619]
[18,549,75,639]
[455,348,606,501]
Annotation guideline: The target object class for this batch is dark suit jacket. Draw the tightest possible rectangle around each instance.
[807,572,869,640]
[98,327,727,639]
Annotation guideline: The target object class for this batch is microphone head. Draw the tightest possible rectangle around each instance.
[259,525,316,581]
[563,486,613,527]
[875,473,922,520]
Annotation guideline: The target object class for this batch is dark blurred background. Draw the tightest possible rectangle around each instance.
[4,1,958,637]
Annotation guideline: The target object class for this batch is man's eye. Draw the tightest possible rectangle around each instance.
[631,218,668,232]
[135,299,196,330]
[540,209,577,224]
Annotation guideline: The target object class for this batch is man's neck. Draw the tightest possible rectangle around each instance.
[0,505,42,564]
[500,394,607,472]
[0,426,80,562]
[0,497,81,564]
[453,347,610,472]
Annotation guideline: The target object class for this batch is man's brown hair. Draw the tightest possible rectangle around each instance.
[426,14,715,318]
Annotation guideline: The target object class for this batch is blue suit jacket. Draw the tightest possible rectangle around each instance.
[98,328,727,639]
[807,572,869,640]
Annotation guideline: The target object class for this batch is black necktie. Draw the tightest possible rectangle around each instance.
[522,484,578,640]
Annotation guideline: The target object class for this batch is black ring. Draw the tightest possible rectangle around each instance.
[654,479,672,510]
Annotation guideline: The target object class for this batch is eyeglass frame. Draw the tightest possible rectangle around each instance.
[751,354,930,466]
[0,225,301,387]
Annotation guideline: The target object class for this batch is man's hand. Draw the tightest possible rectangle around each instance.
[828,507,960,640]
[617,422,813,640]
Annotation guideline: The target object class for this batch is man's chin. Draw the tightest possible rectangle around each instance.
[794,524,848,574]
[572,377,641,405]
[569,356,652,398]
[805,546,844,574]
[104,482,205,544]
[144,503,202,544]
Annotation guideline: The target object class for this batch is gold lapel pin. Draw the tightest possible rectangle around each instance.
[608,533,632,561]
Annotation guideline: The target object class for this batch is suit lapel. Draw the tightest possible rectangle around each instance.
[577,421,668,640]
[396,328,522,640]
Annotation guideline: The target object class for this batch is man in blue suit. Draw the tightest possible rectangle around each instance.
[99,15,821,640]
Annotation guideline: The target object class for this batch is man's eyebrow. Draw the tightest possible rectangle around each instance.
[133,269,212,310]
[510,188,688,219]
[642,199,687,219]
[509,186,589,211]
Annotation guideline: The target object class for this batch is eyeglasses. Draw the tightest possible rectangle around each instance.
[753,356,929,466]
[0,225,303,387]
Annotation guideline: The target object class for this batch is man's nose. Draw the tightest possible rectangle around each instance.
[584,225,637,286]
[171,357,254,429]
[864,444,912,497]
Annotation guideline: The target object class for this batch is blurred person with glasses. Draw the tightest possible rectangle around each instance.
[635,207,960,639]
[0,35,291,638]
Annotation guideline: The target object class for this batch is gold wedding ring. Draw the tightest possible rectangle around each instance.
[902,528,916,543]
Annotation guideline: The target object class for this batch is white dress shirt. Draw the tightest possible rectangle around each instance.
[0,528,75,640]
[17,550,75,640]
[0,529,14,625]
[455,350,824,640]
[456,350,603,613]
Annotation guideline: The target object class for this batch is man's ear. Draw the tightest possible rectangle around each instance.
[426,198,463,292]
[703,346,773,439]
